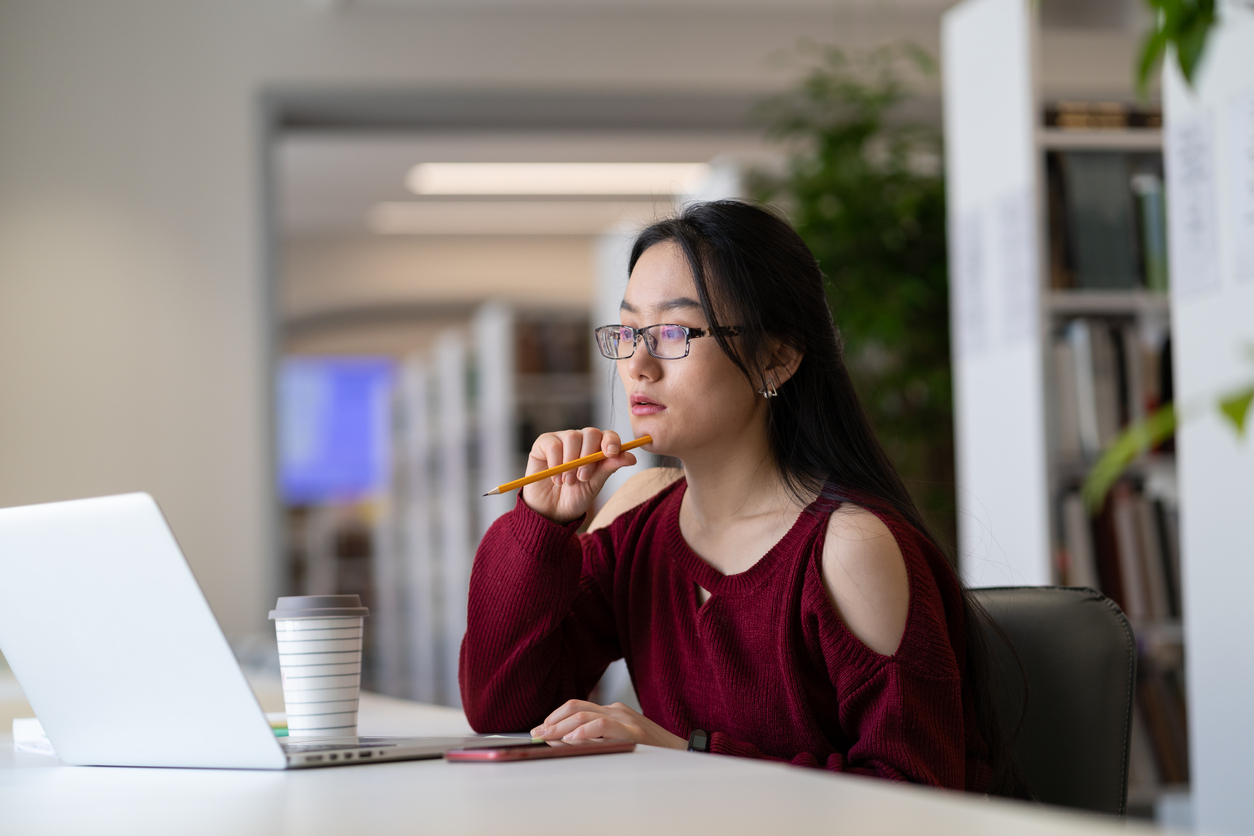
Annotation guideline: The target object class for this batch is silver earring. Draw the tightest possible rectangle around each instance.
[759,378,778,398]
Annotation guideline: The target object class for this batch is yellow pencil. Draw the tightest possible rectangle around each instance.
[482,435,653,496]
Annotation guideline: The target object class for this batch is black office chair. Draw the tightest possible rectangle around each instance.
[972,586,1137,816]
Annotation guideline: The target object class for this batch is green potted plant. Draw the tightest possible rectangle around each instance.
[754,44,957,549]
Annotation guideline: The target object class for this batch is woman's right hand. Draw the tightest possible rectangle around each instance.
[520,428,637,525]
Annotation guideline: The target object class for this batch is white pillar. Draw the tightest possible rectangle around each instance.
[1163,5,1254,830]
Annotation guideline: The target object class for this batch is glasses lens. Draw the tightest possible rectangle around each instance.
[596,326,635,359]
[646,325,689,359]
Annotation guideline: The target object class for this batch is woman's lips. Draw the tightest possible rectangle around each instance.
[630,394,665,416]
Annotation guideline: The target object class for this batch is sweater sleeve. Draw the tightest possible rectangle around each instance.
[703,662,966,786]
[458,499,622,733]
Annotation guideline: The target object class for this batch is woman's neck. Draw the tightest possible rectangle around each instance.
[678,425,803,531]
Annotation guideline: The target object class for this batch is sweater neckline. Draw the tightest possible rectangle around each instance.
[662,478,834,597]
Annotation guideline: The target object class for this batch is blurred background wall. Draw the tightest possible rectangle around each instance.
[0,0,1147,639]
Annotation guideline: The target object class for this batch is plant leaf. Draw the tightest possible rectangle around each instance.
[1137,26,1169,99]
[1083,404,1177,512]
[1219,386,1254,438]
[1176,0,1216,86]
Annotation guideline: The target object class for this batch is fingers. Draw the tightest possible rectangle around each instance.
[526,429,637,485]
[526,430,593,483]
[559,715,629,743]
[528,699,685,748]
[602,430,622,458]
[535,699,601,731]
[531,699,621,739]
[531,709,638,744]
[573,428,602,484]
[526,432,564,477]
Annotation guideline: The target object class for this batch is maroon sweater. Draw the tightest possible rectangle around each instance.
[460,478,988,790]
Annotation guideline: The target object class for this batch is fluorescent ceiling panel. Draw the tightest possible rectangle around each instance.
[406,162,710,195]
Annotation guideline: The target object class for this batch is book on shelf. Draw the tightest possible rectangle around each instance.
[1126,705,1163,790]
[1051,339,1083,461]
[1138,656,1190,786]
[1110,482,1150,621]
[512,314,594,455]
[1061,152,1141,290]
[1131,172,1169,293]
[1055,474,1187,788]
[1059,492,1100,590]
[1055,482,1182,622]
[1044,101,1163,130]
[1051,318,1171,462]
[1046,151,1169,292]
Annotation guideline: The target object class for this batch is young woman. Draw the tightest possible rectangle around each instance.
[459,199,1019,793]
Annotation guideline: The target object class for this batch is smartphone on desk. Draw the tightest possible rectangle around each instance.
[445,739,636,762]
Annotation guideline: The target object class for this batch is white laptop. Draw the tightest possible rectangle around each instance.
[0,492,530,769]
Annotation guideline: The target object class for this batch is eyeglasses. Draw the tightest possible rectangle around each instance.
[594,323,741,360]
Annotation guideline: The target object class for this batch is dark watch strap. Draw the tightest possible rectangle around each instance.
[687,729,710,752]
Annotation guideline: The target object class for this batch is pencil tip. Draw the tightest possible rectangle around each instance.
[482,488,500,497]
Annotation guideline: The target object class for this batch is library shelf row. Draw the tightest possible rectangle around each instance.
[1049,453,1175,485]
[1037,127,1163,151]
[1045,291,1171,317]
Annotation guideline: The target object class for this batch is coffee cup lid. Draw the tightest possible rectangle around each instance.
[269,595,369,620]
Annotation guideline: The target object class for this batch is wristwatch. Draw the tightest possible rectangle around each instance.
[687,729,710,753]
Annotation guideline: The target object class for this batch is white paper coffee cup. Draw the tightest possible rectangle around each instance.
[269,595,369,738]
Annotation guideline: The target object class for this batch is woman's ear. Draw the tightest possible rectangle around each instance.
[763,341,804,390]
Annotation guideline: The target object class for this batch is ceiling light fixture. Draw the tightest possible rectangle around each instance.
[405,162,711,196]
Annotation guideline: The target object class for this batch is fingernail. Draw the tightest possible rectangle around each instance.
[531,726,544,737]
[607,444,620,456]
[578,466,589,480]
[563,733,575,742]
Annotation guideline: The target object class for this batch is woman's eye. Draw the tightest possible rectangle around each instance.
[659,326,685,341]
[617,327,635,342]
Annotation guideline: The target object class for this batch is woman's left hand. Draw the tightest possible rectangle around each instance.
[530,700,688,750]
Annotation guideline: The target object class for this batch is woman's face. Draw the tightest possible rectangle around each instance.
[617,241,764,459]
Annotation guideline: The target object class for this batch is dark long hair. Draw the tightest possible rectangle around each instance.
[629,199,1029,798]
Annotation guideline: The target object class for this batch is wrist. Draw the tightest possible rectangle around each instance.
[520,492,588,527]
[517,494,586,528]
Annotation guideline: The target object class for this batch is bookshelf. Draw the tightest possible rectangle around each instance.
[1038,128,1165,152]
[384,303,596,709]
[943,0,1186,818]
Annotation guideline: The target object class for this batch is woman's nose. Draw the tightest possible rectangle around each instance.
[621,343,660,380]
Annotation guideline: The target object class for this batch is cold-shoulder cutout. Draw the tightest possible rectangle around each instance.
[587,467,684,532]
[820,504,910,657]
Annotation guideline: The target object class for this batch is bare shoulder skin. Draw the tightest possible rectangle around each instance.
[820,505,911,657]
[587,467,685,532]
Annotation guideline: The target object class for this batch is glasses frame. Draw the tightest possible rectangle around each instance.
[594,323,742,360]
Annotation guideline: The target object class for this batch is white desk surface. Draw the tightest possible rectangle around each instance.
[0,692,1169,836]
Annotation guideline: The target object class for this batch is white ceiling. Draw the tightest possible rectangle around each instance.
[276,0,1152,239]
[277,129,775,236]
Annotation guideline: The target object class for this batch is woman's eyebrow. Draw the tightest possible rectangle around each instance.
[619,297,702,314]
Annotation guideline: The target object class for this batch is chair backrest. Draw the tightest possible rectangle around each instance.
[971,586,1136,815]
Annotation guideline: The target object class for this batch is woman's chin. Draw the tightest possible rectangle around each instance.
[623,424,656,455]
[637,433,677,461]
